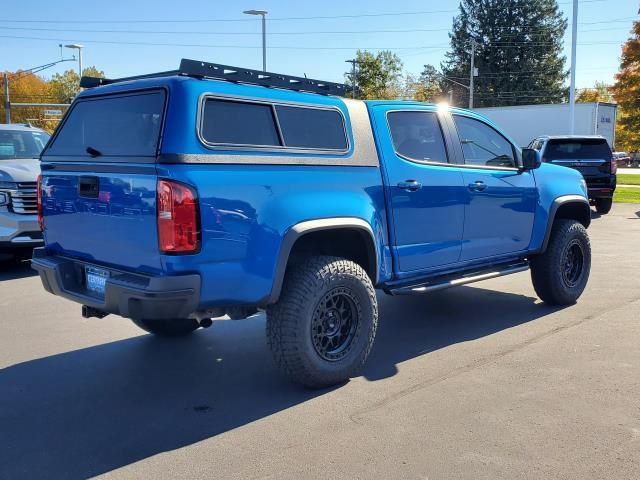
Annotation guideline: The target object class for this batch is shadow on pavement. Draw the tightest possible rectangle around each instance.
[1,285,555,479]
[0,258,37,282]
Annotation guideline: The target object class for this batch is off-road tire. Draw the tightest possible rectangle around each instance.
[530,219,591,305]
[266,256,378,388]
[132,318,199,337]
[595,197,612,214]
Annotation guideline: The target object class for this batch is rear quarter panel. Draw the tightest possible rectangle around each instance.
[158,164,389,306]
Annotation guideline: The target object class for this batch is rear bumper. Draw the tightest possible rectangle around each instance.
[0,212,43,249]
[31,248,201,320]
[587,187,615,199]
[586,176,616,199]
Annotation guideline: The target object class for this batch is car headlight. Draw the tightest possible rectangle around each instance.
[0,180,18,189]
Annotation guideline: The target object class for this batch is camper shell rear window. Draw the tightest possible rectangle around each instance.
[45,89,166,159]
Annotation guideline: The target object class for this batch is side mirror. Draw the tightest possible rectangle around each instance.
[521,148,542,171]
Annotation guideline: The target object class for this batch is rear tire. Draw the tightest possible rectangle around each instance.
[132,318,199,337]
[266,255,378,388]
[530,219,591,305]
[595,197,612,214]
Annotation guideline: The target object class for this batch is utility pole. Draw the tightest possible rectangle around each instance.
[345,59,360,99]
[4,74,10,124]
[469,39,476,109]
[569,0,579,133]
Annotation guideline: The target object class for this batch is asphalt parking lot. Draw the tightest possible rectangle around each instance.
[1,204,639,480]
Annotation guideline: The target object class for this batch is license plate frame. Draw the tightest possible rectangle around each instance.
[85,266,109,298]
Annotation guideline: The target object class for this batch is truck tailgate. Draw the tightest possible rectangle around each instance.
[38,88,167,274]
[41,167,162,274]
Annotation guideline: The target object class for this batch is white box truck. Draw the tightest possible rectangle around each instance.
[474,102,617,148]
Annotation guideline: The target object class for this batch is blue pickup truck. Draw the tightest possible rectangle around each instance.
[32,60,592,387]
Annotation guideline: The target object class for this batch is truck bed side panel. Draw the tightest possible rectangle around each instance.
[157,164,390,306]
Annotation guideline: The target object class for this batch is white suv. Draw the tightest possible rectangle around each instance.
[0,124,50,259]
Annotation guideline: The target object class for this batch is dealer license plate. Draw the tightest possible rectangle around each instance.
[85,266,109,297]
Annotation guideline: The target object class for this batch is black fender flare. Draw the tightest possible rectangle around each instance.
[538,195,591,254]
[264,218,379,305]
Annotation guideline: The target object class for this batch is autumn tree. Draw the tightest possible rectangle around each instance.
[443,0,568,107]
[611,19,640,152]
[345,50,403,100]
[0,71,58,131]
[576,81,613,103]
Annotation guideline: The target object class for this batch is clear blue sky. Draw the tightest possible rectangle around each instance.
[0,0,637,89]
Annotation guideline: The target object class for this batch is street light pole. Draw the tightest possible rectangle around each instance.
[569,0,579,134]
[64,44,84,79]
[243,10,268,71]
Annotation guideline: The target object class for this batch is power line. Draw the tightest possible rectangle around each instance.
[0,24,627,36]
[0,34,452,51]
[0,1,616,24]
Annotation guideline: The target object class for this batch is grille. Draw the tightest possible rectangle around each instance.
[7,182,38,214]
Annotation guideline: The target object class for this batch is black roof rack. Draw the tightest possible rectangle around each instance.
[80,58,347,96]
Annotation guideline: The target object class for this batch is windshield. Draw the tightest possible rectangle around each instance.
[544,139,612,161]
[45,90,165,158]
[0,130,50,160]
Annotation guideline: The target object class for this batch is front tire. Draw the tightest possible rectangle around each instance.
[132,318,199,337]
[266,256,378,388]
[594,197,612,214]
[530,219,591,305]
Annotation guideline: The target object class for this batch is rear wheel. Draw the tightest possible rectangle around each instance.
[266,255,378,388]
[530,219,591,305]
[132,318,199,337]
[595,197,612,214]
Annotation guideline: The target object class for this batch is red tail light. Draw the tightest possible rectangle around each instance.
[611,157,617,175]
[157,179,199,254]
[37,174,44,231]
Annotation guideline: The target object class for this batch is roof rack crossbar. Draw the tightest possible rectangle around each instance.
[80,59,347,97]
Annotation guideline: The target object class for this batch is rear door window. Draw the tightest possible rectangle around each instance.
[387,111,448,163]
[543,139,612,161]
[46,90,165,158]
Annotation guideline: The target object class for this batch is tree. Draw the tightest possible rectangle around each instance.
[0,71,59,131]
[576,81,613,103]
[442,0,568,107]
[414,65,447,102]
[611,20,640,152]
[50,66,105,103]
[345,50,403,100]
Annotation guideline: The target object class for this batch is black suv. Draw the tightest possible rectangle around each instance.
[529,135,616,214]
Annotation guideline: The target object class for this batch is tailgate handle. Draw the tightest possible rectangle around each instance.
[78,176,100,198]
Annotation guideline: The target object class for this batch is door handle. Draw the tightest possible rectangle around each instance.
[468,180,487,192]
[397,180,422,192]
